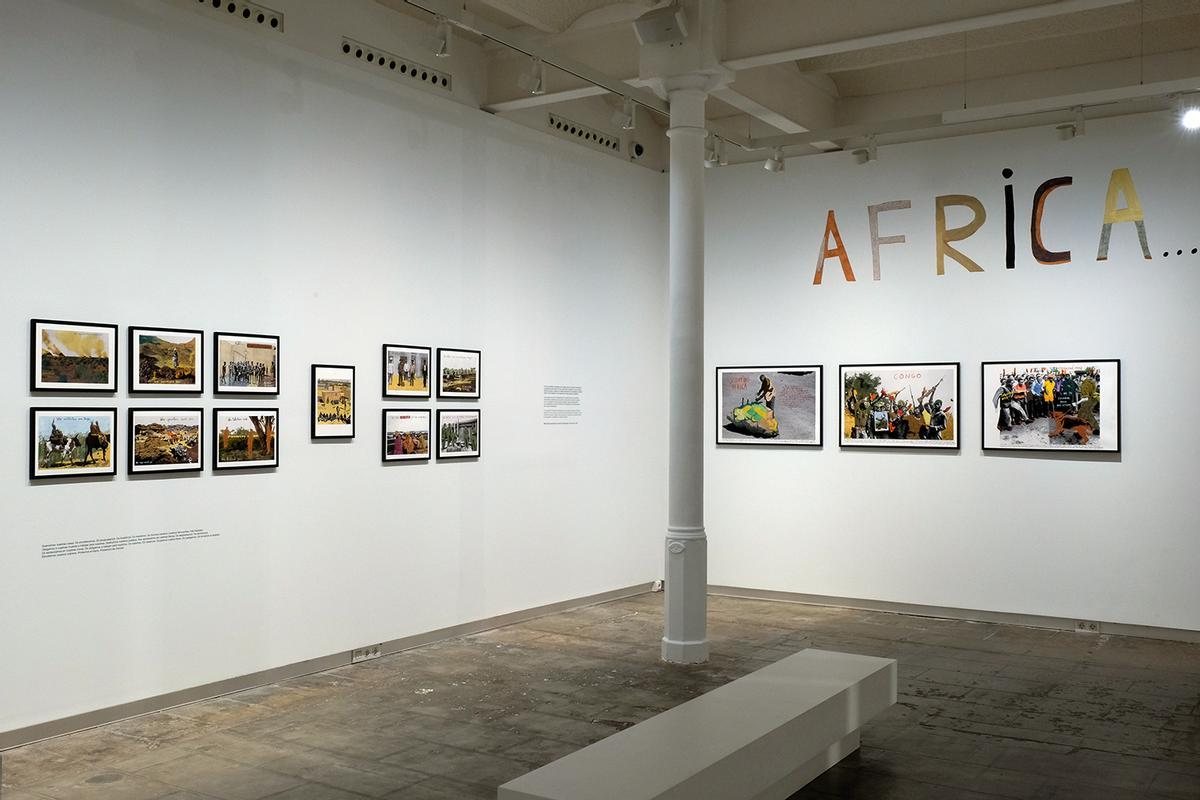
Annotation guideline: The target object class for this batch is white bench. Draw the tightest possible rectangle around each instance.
[498,649,896,800]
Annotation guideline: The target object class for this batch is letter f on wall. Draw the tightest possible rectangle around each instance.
[935,194,987,274]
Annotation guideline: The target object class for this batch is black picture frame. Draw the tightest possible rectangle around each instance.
[382,344,432,399]
[30,407,118,480]
[980,359,1120,453]
[30,318,119,393]
[839,362,961,449]
[715,365,824,447]
[436,347,481,399]
[128,326,204,394]
[128,408,204,475]
[382,408,432,462]
[213,332,280,396]
[436,409,481,459]
[213,408,279,470]
[311,364,355,439]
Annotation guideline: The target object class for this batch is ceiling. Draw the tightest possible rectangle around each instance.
[373,0,1200,166]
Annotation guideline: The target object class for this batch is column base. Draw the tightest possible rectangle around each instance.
[661,637,710,664]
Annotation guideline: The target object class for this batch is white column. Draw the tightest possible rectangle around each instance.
[662,82,709,665]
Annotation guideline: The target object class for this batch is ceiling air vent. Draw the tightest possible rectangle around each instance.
[547,113,621,153]
[340,37,452,92]
[192,0,283,32]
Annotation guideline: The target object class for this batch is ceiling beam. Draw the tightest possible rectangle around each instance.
[710,63,836,135]
[723,0,1135,72]
[400,0,670,115]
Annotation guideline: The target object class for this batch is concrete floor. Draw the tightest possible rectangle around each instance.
[2,593,1198,799]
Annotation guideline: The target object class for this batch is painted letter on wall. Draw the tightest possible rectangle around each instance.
[935,195,987,274]
[1096,167,1151,261]
[1031,176,1073,265]
[868,200,911,281]
[813,209,856,284]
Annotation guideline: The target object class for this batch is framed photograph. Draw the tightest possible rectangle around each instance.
[30,408,117,479]
[437,409,480,459]
[840,362,960,449]
[383,409,432,461]
[383,344,431,398]
[129,408,203,474]
[214,332,279,395]
[437,348,480,399]
[30,319,118,392]
[311,364,355,439]
[213,408,278,470]
[129,326,203,393]
[981,360,1120,453]
[716,366,823,446]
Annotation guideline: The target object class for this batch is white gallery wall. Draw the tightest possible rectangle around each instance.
[705,113,1200,632]
[0,0,667,733]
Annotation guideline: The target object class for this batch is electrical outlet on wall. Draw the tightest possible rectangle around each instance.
[352,644,383,663]
[1075,620,1101,634]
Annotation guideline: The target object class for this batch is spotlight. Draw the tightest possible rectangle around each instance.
[1183,107,1200,130]
[704,134,726,168]
[518,57,545,96]
[432,16,451,58]
[852,136,877,165]
[1056,107,1085,141]
[763,147,784,173]
[852,149,870,165]
[611,97,635,131]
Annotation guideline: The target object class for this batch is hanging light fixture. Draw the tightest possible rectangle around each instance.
[763,147,785,173]
[518,57,546,96]
[432,16,451,58]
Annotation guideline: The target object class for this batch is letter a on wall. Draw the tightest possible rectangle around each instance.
[813,210,855,284]
[1096,167,1151,261]
[935,195,987,274]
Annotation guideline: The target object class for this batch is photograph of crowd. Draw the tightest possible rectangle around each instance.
[981,360,1120,452]
[215,333,279,394]
[383,409,431,461]
[841,363,959,448]
[438,410,480,458]
[312,364,355,439]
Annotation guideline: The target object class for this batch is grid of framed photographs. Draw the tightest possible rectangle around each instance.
[32,317,1119,478]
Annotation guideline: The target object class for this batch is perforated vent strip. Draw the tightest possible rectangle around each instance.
[194,0,283,31]
[547,113,621,152]
[340,37,452,92]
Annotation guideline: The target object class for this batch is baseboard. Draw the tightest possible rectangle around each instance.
[709,585,1200,644]
[0,582,653,752]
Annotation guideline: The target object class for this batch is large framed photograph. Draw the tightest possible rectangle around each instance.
[437,348,480,399]
[716,366,822,446]
[129,408,203,474]
[982,360,1120,453]
[214,332,279,395]
[30,319,118,392]
[841,362,960,448]
[129,326,203,393]
[383,344,431,398]
[312,364,355,439]
[437,409,480,459]
[213,408,278,470]
[30,408,117,480]
[383,409,432,461]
